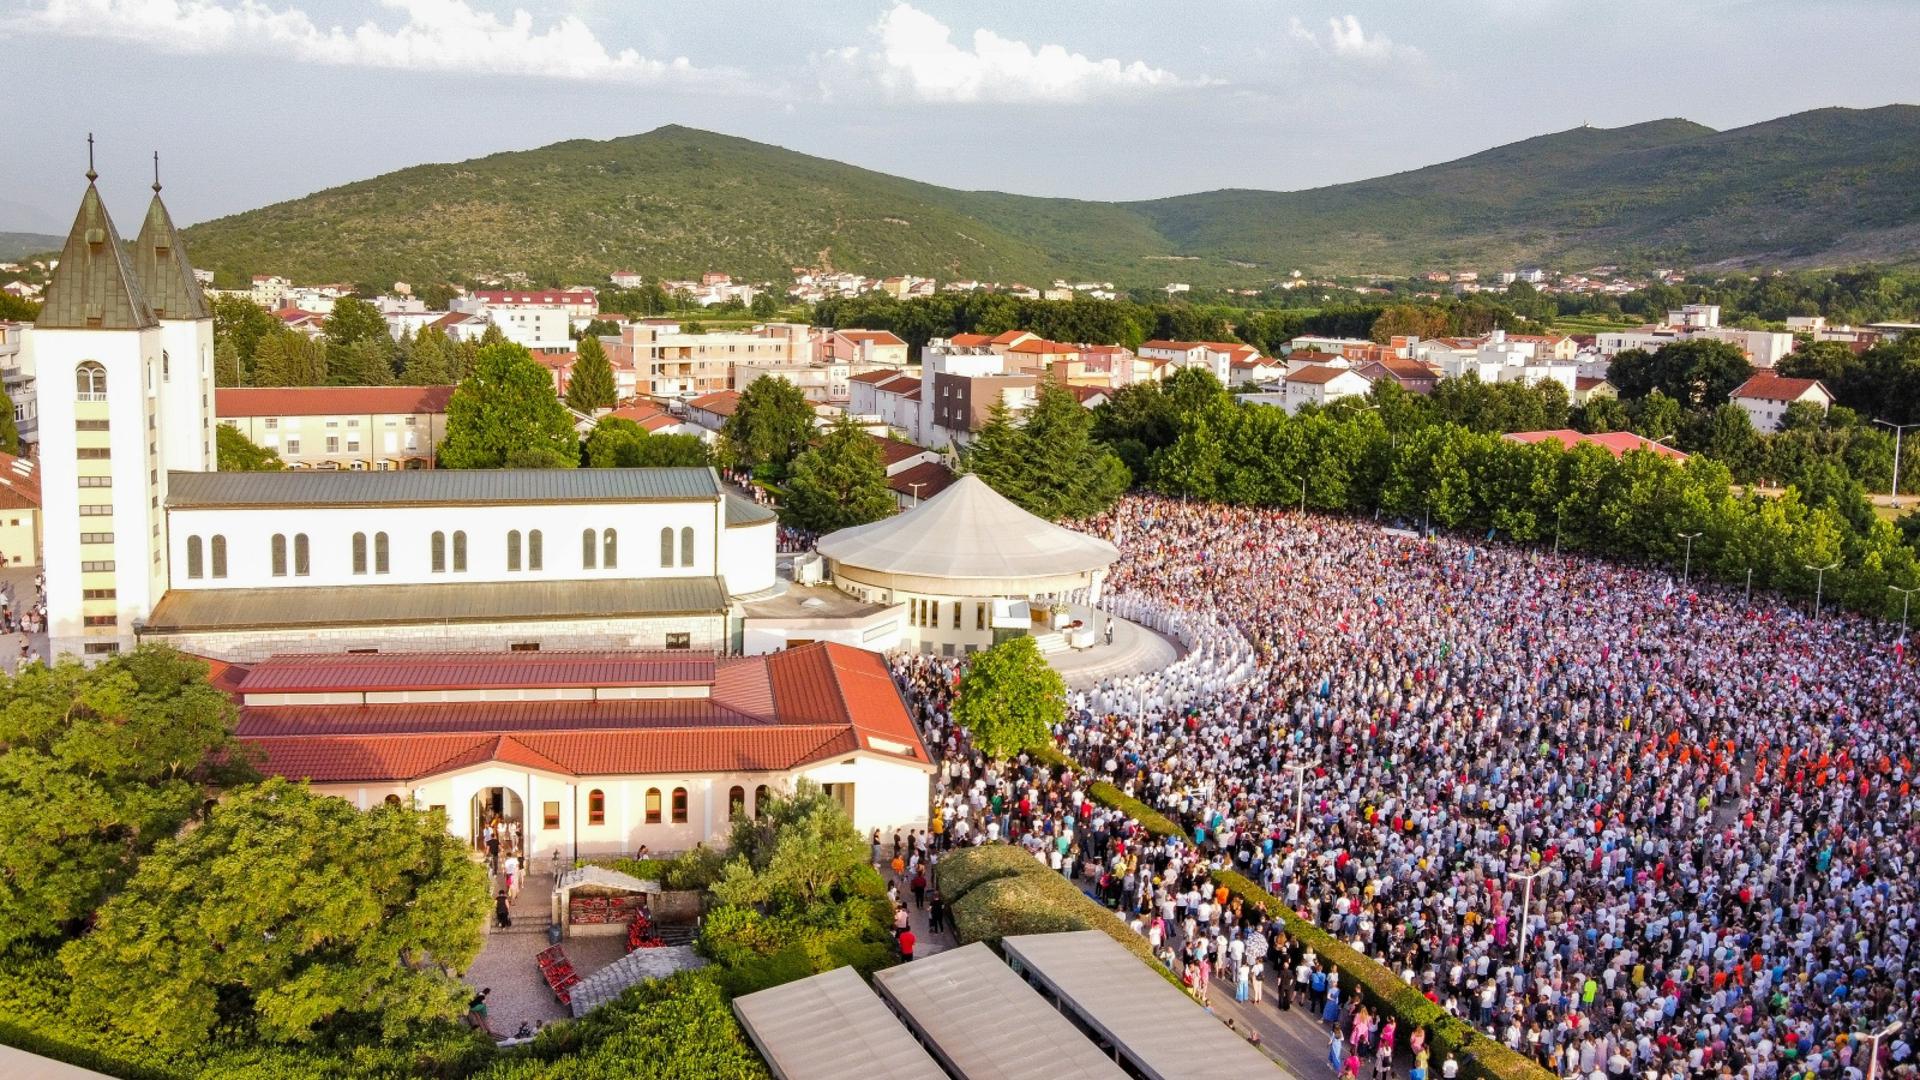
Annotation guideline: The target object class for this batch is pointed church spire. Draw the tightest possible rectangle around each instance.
[133,152,210,322]
[37,139,158,331]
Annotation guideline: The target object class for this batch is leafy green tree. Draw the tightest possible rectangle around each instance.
[323,297,388,351]
[963,387,1129,520]
[0,648,250,950]
[1574,396,1630,434]
[213,335,244,387]
[249,331,326,386]
[718,377,815,473]
[0,293,39,321]
[1631,391,1684,443]
[1705,404,1763,482]
[402,326,458,385]
[749,290,779,319]
[471,971,770,1080]
[440,341,579,469]
[211,294,281,368]
[1778,340,1858,386]
[60,778,488,1054]
[0,383,19,455]
[217,424,285,471]
[329,336,395,386]
[582,418,709,468]
[783,417,895,532]
[1607,340,1752,410]
[711,781,866,909]
[565,334,618,413]
[951,636,1067,759]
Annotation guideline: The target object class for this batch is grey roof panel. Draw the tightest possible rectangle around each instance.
[734,966,945,1080]
[872,942,1126,1080]
[131,194,210,321]
[1002,931,1282,1079]
[167,467,720,508]
[35,182,157,331]
[143,577,728,632]
[725,494,778,528]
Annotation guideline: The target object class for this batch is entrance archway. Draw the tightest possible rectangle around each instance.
[471,787,525,864]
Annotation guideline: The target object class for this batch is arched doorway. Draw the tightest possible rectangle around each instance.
[470,787,525,867]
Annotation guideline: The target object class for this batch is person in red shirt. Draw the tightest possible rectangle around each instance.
[897,927,916,962]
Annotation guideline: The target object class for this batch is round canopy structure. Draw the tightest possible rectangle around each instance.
[817,475,1118,584]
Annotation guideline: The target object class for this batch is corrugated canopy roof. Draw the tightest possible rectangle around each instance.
[1002,932,1282,1079]
[166,466,719,508]
[817,474,1117,580]
[734,966,945,1080]
[145,577,727,632]
[873,943,1126,1080]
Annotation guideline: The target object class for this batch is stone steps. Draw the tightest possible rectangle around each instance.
[1030,631,1068,654]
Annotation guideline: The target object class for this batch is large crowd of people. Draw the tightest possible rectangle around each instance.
[894,495,1918,1080]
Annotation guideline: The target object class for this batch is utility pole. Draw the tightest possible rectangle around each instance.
[1298,474,1309,515]
[1284,761,1319,838]
[1857,1021,1903,1080]
[1512,867,1549,966]
[1804,560,1840,620]
[1874,420,1916,509]
[1892,585,1919,654]
[1677,531,1701,589]
[1745,567,1754,608]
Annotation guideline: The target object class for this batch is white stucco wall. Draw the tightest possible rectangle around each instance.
[719,520,776,595]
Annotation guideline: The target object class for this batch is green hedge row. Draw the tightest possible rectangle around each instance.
[934,844,1170,980]
[1081,781,1551,1080]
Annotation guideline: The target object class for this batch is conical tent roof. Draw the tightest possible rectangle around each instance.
[35,181,156,331]
[132,193,210,321]
[817,474,1118,580]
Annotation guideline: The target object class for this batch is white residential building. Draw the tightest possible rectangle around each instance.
[1729,373,1834,433]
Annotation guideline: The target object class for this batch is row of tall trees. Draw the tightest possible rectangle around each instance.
[214,295,485,388]
[1115,374,1920,619]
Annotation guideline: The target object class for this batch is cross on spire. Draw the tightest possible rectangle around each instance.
[86,132,97,183]
[153,150,162,194]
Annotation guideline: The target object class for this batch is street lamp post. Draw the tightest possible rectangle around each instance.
[1745,567,1754,608]
[1805,560,1840,619]
[1874,420,1916,509]
[1284,761,1318,838]
[1856,1021,1903,1080]
[1554,509,1564,557]
[1298,474,1309,515]
[1677,531,1701,589]
[1891,585,1919,650]
[1512,867,1549,966]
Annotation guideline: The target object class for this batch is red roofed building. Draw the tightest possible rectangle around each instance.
[224,642,933,855]
[822,328,910,367]
[1729,373,1833,433]
[470,289,599,320]
[0,448,39,567]
[216,386,455,470]
[1503,429,1689,461]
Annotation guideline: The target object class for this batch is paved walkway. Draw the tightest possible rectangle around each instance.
[1046,612,1182,690]
[460,867,622,1040]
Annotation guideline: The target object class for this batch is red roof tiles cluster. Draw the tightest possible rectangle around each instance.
[217,386,454,418]
[230,643,928,783]
[1730,373,1828,403]
[1503,429,1688,461]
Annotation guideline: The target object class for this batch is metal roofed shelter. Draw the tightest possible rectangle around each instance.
[733,965,946,1080]
[871,942,1127,1080]
[817,474,1118,588]
[1001,931,1283,1079]
[143,577,729,633]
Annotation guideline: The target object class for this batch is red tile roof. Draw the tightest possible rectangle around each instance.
[1731,373,1829,403]
[851,369,905,385]
[886,460,956,502]
[1503,429,1687,461]
[217,386,454,418]
[988,331,1031,346]
[1139,340,1203,352]
[869,434,932,466]
[232,643,928,782]
[1006,338,1075,355]
[235,650,715,694]
[949,333,993,348]
[837,329,906,347]
[1286,365,1363,385]
[0,449,39,510]
[687,390,742,418]
[473,290,597,306]
[604,404,678,432]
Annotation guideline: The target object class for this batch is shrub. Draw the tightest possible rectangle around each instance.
[480,970,768,1080]
[587,845,724,891]
[1087,780,1185,839]
[932,843,1045,904]
[940,844,1164,975]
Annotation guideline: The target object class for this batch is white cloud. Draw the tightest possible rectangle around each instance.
[29,0,717,84]
[832,3,1210,104]
[1288,13,1418,62]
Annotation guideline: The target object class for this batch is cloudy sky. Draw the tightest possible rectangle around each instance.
[3,0,1916,230]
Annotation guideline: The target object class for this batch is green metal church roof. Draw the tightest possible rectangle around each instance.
[35,181,157,331]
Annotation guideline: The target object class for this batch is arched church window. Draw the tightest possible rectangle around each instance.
[75,362,107,400]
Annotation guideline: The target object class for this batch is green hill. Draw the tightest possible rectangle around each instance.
[0,232,61,262]
[180,105,1920,289]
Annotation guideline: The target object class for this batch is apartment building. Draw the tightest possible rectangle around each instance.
[609,321,813,400]
[217,386,453,470]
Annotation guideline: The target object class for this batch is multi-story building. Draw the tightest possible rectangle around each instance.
[250,274,290,308]
[821,329,909,368]
[0,321,36,448]
[610,322,812,400]
[217,386,454,470]
[0,449,40,567]
[467,288,599,321]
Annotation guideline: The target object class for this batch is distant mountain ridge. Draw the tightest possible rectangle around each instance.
[178,105,1920,289]
[0,232,62,262]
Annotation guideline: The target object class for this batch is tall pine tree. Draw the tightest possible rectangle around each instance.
[566,335,618,413]
[783,417,895,532]
[403,327,458,385]
[213,335,244,387]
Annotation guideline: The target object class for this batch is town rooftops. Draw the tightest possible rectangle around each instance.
[949,332,993,348]
[472,289,597,305]
[836,329,906,346]
[165,467,721,509]
[1285,365,1363,385]
[869,435,932,467]
[686,390,742,418]
[851,369,906,386]
[147,577,730,633]
[604,403,680,432]
[1503,429,1688,461]
[216,385,455,417]
[0,450,39,511]
[886,460,956,503]
[1730,373,1828,403]
[1006,338,1076,355]
[227,641,930,782]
